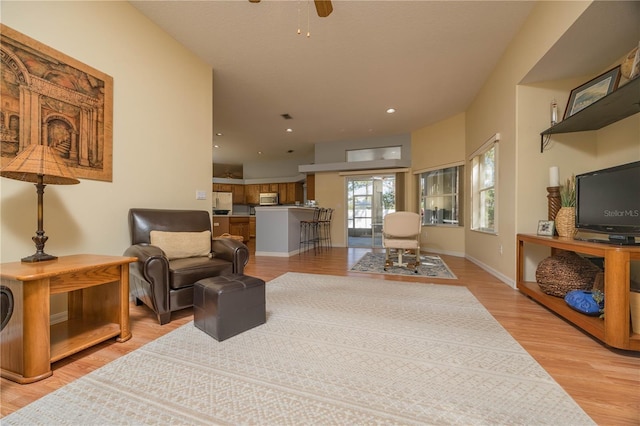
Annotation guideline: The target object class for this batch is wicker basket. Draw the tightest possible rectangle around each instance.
[214,233,244,242]
[555,207,575,237]
[535,250,601,297]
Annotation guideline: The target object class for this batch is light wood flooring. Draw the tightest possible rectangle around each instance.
[2,243,639,425]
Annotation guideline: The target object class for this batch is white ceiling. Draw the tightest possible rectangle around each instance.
[130,1,639,168]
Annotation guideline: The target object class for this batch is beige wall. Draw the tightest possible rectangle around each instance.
[1,2,214,264]
[464,0,639,286]
[411,113,466,256]
[464,1,593,285]
[314,172,346,247]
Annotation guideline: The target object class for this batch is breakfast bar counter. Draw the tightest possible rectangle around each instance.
[255,206,317,256]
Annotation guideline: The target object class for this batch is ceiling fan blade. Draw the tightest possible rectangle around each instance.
[314,0,333,17]
[249,0,332,18]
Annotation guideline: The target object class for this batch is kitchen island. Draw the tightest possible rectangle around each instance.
[255,206,317,256]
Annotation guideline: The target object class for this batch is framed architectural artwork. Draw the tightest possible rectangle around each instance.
[564,66,621,120]
[0,24,113,182]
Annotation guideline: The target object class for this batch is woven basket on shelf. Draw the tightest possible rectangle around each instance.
[555,207,575,237]
[535,250,601,297]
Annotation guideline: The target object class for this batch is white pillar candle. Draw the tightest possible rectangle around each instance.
[549,166,559,187]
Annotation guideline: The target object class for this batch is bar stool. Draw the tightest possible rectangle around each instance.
[319,208,333,250]
[299,207,321,254]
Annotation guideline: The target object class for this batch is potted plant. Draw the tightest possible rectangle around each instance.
[556,175,576,237]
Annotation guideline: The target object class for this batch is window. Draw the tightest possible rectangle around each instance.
[418,165,463,226]
[470,134,499,233]
[346,146,401,162]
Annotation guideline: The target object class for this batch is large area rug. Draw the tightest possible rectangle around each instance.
[3,273,593,425]
[350,251,457,279]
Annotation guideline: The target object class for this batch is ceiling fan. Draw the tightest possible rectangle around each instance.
[249,0,333,18]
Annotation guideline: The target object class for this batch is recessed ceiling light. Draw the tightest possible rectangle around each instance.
[257,151,263,155]
[286,128,293,133]
[386,108,396,114]
[214,144,219,148]
[215,132,223,136]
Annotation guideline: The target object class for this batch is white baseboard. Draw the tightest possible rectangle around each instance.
[422,247,466,258]
[465,254,515,288]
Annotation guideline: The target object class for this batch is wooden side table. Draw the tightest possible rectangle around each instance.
[517,234,640,351]
[0,254,136,384]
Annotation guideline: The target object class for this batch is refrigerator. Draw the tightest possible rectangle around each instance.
[212,192,233,214]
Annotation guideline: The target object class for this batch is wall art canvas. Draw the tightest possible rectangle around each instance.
[1,24,113,181]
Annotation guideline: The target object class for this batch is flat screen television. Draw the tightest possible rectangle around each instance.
[575,160,640,245]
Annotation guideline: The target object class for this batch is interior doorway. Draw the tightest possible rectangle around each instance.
[346,175,396,248]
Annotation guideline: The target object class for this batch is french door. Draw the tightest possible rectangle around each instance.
[346,175,395,248]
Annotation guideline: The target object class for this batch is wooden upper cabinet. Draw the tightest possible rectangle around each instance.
[278,183,288,204]
[245,184,260,205]
[278,182,303,204]
[290,182,303,204]
[306,174,315,201]
[214,182,303,205]
[231,184,245,204]
[212,183,232,192]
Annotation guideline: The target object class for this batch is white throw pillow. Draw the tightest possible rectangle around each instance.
[149,230,211,260]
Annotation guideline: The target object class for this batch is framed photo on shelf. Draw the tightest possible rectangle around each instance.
[564,66,621,119]
[537,220,555,236]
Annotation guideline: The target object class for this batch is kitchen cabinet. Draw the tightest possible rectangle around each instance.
[212,216,230,237]
[540,77,640,152]
[245,184,260,205]
[278,182,303,204]
[306,174,315,201]
[231,184,245,204]
[260,183,279,192]
[230,217,250,242]
[232,182,304,205]
[250,216,256,238]
[288,182,303,204]
[278,184,288,204]
[212,183,232,192]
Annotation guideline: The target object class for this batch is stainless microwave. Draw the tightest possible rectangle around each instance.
[259,192,279,206]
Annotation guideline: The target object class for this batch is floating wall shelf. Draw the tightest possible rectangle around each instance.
[540,77,640,152]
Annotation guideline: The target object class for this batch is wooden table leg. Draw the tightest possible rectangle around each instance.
[116,264,132,343]
[0,278,53,384]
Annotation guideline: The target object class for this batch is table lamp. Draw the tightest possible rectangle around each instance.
[0,144,80,262]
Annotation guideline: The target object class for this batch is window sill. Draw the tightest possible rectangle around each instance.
[471,228,497,235]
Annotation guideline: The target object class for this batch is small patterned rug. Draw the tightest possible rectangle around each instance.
[350,251,457,279]
[2,273,593,425]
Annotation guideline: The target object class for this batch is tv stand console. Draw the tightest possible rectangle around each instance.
[517,234,640,351]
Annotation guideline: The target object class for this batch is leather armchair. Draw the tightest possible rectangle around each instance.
[124,208,249,325]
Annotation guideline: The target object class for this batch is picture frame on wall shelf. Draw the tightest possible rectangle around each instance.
[630,41,640,80]
[621,41,640,80]
[564,65,621,119]
[537,220,555,236]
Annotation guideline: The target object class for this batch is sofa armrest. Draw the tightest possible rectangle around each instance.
[212,238,250,275]
[123,243,171,312]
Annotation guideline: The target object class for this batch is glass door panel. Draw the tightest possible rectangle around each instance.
[347,175,395,248]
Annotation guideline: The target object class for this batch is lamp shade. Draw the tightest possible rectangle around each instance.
[0,144,80,185]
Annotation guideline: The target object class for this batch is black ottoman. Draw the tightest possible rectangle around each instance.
[193,274,266,341]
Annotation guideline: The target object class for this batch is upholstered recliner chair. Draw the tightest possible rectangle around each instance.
[123,208,249,325]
